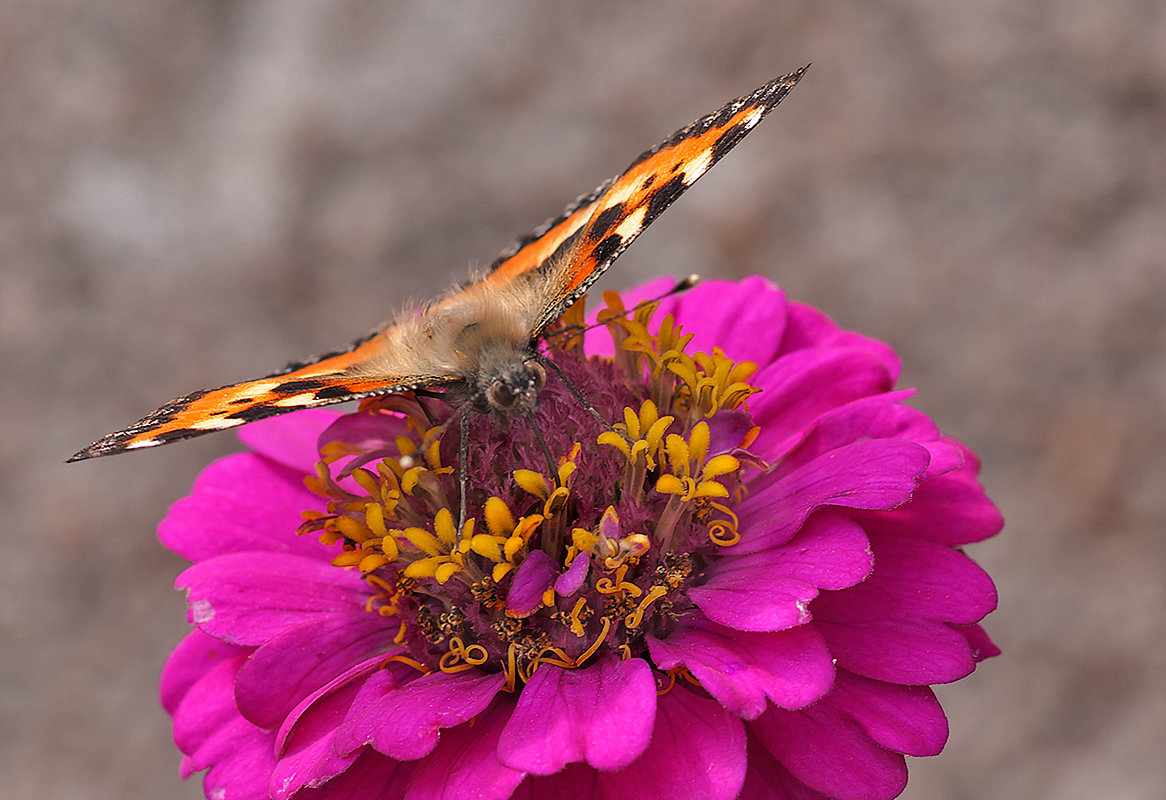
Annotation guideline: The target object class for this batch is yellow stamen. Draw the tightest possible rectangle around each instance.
[625,584,669,629]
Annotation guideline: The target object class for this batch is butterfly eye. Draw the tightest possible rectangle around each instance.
[488,380,516,409]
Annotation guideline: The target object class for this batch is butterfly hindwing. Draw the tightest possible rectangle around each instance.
[531,66,808,334]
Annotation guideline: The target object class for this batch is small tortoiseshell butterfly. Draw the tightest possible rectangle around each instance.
[70,67,807,463]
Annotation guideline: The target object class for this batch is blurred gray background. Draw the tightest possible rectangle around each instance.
[4,2,1164,798]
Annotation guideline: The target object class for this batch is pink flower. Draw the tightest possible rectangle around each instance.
[159,277,1001,800]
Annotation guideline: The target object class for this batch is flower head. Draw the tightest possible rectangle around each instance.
[160,277,1001,800]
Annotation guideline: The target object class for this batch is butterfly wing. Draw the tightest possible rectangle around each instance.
[68,330,454,461]
[529,66,809,335]
[71,67,807,462]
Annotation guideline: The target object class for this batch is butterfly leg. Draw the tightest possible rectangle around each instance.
[526,410,560,487]
[458,410,470,532]
[412,389,445,427]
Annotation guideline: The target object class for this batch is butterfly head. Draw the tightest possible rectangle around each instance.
[476,356,546,420]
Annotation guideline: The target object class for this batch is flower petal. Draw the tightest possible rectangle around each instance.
[689,512,872,631]
[555,551,590,597]
[172,655,277,800]
[269,675,363,799]
[237,408,342,471]
[813,534,999,684]
[852,467,1004,545]
[668,276,791,366]
[736,438,930,555]
[822,670,948,757]
[778,302,901,382]
[749,349,897,459]
[235,612,392,728]
[498,654,656,773]
[583,276,677,357]
[159,452,325,562]
[336,668,506,760]
[176,552,369,645]
[404,697,526,800]
[506,549,558,615]
[597,684,746,800]
[763,390,963,480]
[750,691,907,800]
[739,734,833,800]
[648,621,834,717]
[293,750,412,800]
[512,763,599,800]
[159,629,252,715]
[956,622,1002,662]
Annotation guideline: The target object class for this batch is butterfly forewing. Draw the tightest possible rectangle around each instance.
[70,66,807,462]
[67,334,450,461]
[530,67,808,334]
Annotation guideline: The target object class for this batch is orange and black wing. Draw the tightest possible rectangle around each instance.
[528,66,809,335]
[68,331,451,461]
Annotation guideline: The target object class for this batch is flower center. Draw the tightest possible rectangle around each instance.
[299,292,764,689]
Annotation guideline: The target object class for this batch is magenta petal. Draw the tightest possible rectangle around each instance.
[404,698,525,800]
[739,735,832,800]
[176,552,369,645]
[513,763,600,800]
[317,410,406,451]
[506,549,558,615]
[269,676,363,799]
[956,622,1002,662]
[814,535,998,684]
[749,349,897,458]
[779,302,901,382]
[555,551,590,597]
[853,469,1004,545]
[751,695,907,800]
[159,629,252,714]
[648,621,834,717]
[294,750,412,800]
[336,668,506,760]
[172,656,277,800]
[690,512,872,631]
[823,670,948,757]
[159,452,325,562]
[172,653,252,756]
[275,656,390,758]
[498,654,656,773]
[736,439,930,555]
[598,684,746,800]
[669,277,790,367]
[235,613,393,728]
[767,391,962,480]
[237,408,341,472]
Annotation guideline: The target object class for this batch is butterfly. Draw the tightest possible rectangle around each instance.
[70,66,807,464]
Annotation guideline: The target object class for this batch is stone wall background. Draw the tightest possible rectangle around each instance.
[4,2,1164,798]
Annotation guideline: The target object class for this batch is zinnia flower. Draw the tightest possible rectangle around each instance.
[159,276,1001,800]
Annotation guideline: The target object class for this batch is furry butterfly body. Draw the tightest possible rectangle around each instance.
[70,67,807,462]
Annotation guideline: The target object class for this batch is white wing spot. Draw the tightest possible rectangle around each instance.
[614,206,648,240]
[188,417,238,431]
[682,150,713,184]
[273,392,319,408]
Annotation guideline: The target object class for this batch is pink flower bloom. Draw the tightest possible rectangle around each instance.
[159,277,1000,800]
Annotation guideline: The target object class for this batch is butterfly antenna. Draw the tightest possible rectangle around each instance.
[544,274,701,343]
[538,355,634,445]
